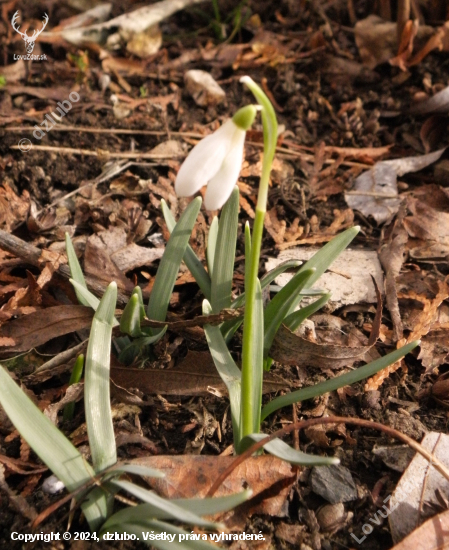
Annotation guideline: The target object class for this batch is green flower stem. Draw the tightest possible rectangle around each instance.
[240,209,264,438]
[240,77,278,441]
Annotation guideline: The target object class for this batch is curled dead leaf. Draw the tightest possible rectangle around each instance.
[270,313,380,369]
[129,454,296,520]
[0,306,93,357]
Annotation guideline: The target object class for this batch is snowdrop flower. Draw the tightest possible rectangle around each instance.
[175,105,257,210]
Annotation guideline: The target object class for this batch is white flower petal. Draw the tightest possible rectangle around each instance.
[204,128,245,210]
[175,120,235,198]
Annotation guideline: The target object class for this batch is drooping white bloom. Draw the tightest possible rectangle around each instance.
[175,105,256,210]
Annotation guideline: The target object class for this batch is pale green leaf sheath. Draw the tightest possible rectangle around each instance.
[0,367,107,530]
[85,282,117,473]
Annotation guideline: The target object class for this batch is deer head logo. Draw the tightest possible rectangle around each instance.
[11,11,48,54]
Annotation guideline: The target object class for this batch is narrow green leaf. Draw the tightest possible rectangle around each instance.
[110,479,221,529]
[241,433,339,466]
[221,259,303,342]
[206,216,219,277]
[85,282,117,473]
[203,299,242,446]
[106,464,165,479]
[131,286,146,319]
[69,279,119,327]
[173,489,252,516]
[231,259,302,310]
[294,226,360,292]
[284,292,331,332]
[120,294,144,337]
[261,340,420,420]
[0,366,106,530]
[117,327,167,364]
[211,187,239,313]
[252,279,264,432]
[63,353,84,422]
[148,198,201,327]
[161,199,211,300]
[244,221,252,288]
[263,268,315,359]
[65,233,89,306]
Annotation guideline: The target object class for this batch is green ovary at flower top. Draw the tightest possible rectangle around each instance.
[175,105,257,211]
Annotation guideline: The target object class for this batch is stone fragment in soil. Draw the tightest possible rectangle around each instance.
[372,444,415,472]
[309,464,358,504]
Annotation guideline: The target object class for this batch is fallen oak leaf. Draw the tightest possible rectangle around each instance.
[0,305,93,357]
[345,148,446,224]
[269,318,376,368]
[111,350,289,396]
[269,282,382,369]
[129,454,296,520]
[365,279,449,391]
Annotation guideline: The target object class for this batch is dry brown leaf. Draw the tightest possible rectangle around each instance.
[389,19,419,71]
[111,350,289,396]
[403,186,449,259]
[0,464,37,522]
[366,279,449,390]
[379,208,409,341]
[390,507,449,550]
[354,15,434,69]
[408,20,449,67]
[27,203,71,234]
[110,243,163,273]
[264,207,286,244]
[0,305,93,357]
[131,455,295,519]
[421,331,449,373]
[419,115,448,153]
[345,149,446,224]
[0,184,30,233]
[84,228,134,292]
[270,314,379,369]
[44,383,84,425]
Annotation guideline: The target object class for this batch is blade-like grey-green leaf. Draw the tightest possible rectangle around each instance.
[69,279,119,327]
[203,299,242,446]
[173,489,252,516]
[231,259,302,309]
[221,259,304,342]
[106,463,165,479]
[293,226,360,294]
[148,198,201,328]
[206,216,219,277]
[283,292,331,332]
[211,187,239,314]
[110,479,221,529]
[120,294,144,337]
[161,199,211,300]
[261,340,420,420]
[263,268,315,359]
[241,433,339,466]
[85,282,117,473]
[65,233,89,307]
[252,279,264,432]
[0,366,106,530]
